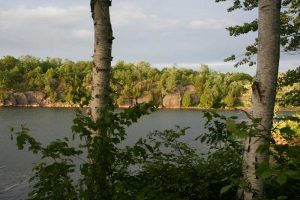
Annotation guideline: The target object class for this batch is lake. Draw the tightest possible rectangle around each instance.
[0,107,283,199]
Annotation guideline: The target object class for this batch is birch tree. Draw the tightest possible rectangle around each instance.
[90,0,113,124]
[242,1,281,199]
[88,1,114,198]
[214,0,292,199]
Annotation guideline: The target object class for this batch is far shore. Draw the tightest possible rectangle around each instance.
[0,104,298,113]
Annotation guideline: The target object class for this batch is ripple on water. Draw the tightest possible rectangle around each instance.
[0,168,31,200]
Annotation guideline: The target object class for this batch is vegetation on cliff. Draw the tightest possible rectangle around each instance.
[0,55,298,109]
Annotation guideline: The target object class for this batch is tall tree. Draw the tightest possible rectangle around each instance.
[87,2,114,199]
[242,0,281,199]
[90,0,113,124]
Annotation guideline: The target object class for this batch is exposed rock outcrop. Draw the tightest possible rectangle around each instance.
[185,85,199,105]
[4,95,17,106]
[0,90,198,109]
[25,91,45,106]
[163,92,181,108]
[118,99,135,108]
[118,94,153,108]
[1,91,47,107]
[137,94,152,104]
[13,93,28,105]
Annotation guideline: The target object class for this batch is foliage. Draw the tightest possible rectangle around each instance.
[10,106,300,199]
[10,55,300,109]
[259,114,300,199]
[274,113,300,141]
[199,111,300,199]
[278,66,300,107]
[182,91,191,107]
[10,125,81,199]
[9,98,242,199]
[0,55,255,108]
[224,90,236,107]
[10,102,158,199]
[215,0,300,67]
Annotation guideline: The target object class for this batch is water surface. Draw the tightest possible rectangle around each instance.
[0,108,253,199]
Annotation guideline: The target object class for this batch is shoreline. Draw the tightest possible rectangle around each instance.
[0,104,298,112]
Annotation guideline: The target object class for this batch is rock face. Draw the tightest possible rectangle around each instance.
[0,90,194,108]
[118,99,135,107]
[1,91,47,106]
[13,93,28,105]
[118,94,153,107]
[4,95,17,106]
[137,94,152,104]
[25,91,45,105]
[163,92,181,108]
[185,85,199,105]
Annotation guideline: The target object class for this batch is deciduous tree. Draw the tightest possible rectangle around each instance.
[243,0,281,199]
[90,0,114,124]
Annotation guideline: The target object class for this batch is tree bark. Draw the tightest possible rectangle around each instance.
[242,0,281,199]
[88,2,113,199]
[90,0,113,124]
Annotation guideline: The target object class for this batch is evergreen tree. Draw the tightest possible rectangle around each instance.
[182,91,191,107]
[224,90,236,107]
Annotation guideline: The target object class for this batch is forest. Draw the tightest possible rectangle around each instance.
[0,55,298,109]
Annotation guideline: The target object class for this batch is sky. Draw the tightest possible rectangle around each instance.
[0,0,298,74]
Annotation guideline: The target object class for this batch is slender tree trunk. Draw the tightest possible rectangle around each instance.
[87,2,113,199]
[90,0,113,124]
[242,0,281,199]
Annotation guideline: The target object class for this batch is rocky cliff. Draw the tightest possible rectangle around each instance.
[1,90,194,108]
[0,91,73,107]
[162,92,181,108]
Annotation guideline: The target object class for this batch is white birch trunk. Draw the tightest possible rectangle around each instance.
[242,0,281,199]
[90,0,113,125]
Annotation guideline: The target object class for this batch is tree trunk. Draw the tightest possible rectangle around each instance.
[88,2,113,199]
[90,0,113,124]
[242,0,281,199]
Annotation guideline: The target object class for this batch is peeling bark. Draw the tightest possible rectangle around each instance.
[90,0,113,126]
[242,0,281,199]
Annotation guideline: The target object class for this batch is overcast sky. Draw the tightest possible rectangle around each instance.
[0,0,298,74]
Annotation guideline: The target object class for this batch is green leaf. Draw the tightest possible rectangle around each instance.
[220,184,232,194]
[280,126,294,134]
[239,180,248,189]
[136,191,145,200]
[226,119,237,133]
[260,170,272,179]
[256,162,270,177]
[276,173,287,185]
[144,143,154,153]
[277,196,288,200]
[285,170,298,177]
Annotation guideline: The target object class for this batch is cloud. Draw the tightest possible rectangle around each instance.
[188,19,234,30]
[0,2,181,59]
[111,2,180,31]
[72,29,93,39]
[152,62,256,75]
[0,6,89,29]
[148,15,180,31]
[0,5,92,59]
[111,3,147,27]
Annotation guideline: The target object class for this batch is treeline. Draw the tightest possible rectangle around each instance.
[0,55,254,108]
[0,55,92,104]
[0,55,277,108]
[112,61,253,108]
